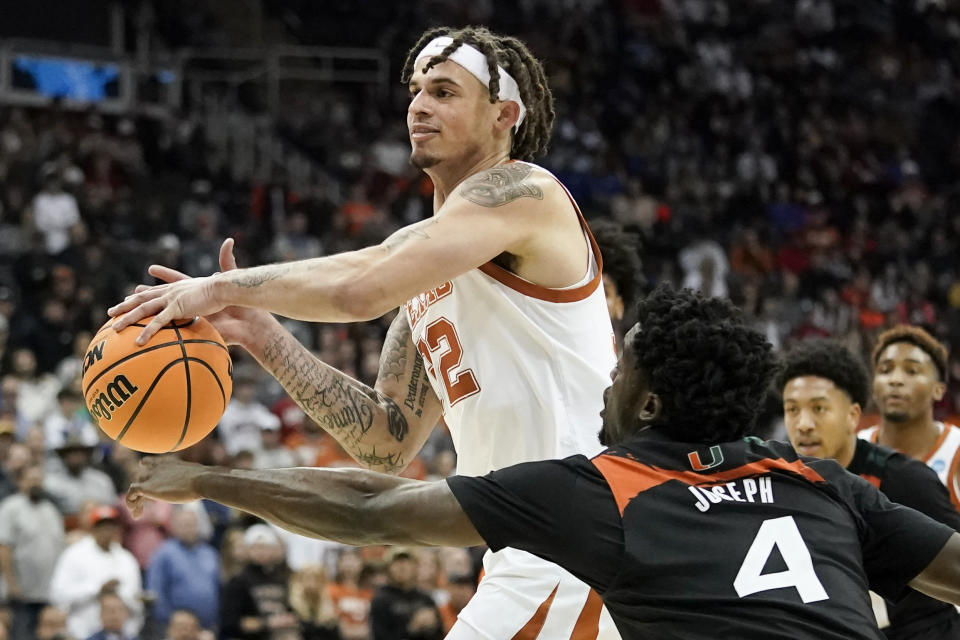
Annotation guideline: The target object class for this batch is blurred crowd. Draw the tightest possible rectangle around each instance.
[1,0,960,638]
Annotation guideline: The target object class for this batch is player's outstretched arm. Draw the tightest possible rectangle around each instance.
[248,312,442,474]
[110,164,571,345]
[910,533,960,605]
[126,457,482,548]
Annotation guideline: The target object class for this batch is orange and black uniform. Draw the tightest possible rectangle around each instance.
[848,438,960,639]
[447,433,954,640]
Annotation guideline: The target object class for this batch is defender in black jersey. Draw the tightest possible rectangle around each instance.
[125,285,960,640]
[781,339,960,639]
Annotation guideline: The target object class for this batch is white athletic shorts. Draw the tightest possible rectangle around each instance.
[446,547,620,639]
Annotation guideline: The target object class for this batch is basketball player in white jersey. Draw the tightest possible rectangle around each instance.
[110,26,620,640]
[859,325,960,508]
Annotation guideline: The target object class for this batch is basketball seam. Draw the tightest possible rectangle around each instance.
[170,357,229,451]
[184,357,227,408]
[114,358,186,443]
[170,324,193,452]
[83,339,228,398]
[128,318,199,329]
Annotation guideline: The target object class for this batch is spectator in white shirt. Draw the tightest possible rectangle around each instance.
[49,505,142,640]
[32,171,80,256]
[217,377,280,457]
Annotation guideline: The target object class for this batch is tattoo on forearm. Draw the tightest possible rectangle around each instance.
[418,381,431,412]
[354,445,404,474]
[381,312,431,422]
[459,163,543,207]
[261,333,410,471]
[379,315,411,383]
[403,356,424,417]
[384,397,409,442]
[229,266,290,289]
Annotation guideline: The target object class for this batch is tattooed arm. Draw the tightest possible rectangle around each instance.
[110,163,586,343]
[246,312,442,474]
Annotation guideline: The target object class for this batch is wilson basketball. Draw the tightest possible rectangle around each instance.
[81,316,233,453]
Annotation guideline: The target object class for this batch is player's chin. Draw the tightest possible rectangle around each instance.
[410,149,442,170]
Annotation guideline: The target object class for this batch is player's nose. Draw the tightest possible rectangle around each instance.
[408,90,432,116]
[794,410,816,431]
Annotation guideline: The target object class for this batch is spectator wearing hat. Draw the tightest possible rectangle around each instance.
[370,549,442,640]
[44,434,115,525]
[49,505,142,640]
[220,523,298,639]
[146,508,219,631]
[0,463,65,640]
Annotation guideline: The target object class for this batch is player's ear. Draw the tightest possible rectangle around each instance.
[933,380,946,402]
[848,402,862,433]
[639,392,661,423]
[495,100,520,133]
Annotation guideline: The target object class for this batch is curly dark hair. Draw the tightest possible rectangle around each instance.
[632,285,777,443]
[777,340,870,407]
[400,26,556,162]
[871,325,948,381]
[591,219,644,309]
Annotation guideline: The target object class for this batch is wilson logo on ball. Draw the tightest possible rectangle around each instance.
[89,374,140,422]
[83,340,106,375]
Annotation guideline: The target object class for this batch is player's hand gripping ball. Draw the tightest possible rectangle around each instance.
[81,315,233,453]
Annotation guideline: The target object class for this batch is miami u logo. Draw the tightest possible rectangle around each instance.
[688,445,724,471]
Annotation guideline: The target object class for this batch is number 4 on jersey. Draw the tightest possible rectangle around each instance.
[416,317,481,406]
[734,516,829,604]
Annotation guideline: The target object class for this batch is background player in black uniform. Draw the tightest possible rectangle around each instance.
[125,286,960,640]
[780,339,960,640]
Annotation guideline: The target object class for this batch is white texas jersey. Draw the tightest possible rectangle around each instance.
[859,422,960,508]
[403,166,616,477]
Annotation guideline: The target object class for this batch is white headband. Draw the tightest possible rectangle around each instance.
[414,36,527,131]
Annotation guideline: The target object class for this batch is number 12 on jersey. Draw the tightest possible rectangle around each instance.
[416,317,481,406]
[734,516,829,603]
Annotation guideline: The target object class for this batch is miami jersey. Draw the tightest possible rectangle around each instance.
[859,422,960,509]
[448,434,955,639]
[403,161,616,477]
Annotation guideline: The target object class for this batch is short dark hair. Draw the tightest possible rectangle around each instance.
[591,219,644,308]
[401,26,555,162]
[778,340,870,407]
[632,285,777,443]
[871,325,948,381]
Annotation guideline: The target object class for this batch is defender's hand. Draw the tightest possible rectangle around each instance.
[126,457,207,518]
